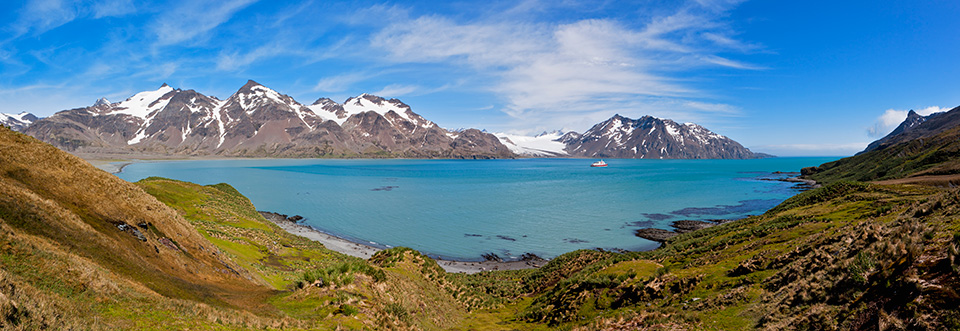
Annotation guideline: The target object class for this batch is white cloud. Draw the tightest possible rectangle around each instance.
[152,0,258,46]
[369,0,761,132]
[867,106,948,138]
[216,43,291,71]
[9,0,138,37]
[11,0,79,36]
[91,0,135,18]
[314,73,370,92]
[372,84,420,98]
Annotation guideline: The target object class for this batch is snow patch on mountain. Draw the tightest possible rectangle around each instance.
[111,85,175,119]
[307,98,350,125]
[494,131,568,157]
[0,112,38,131]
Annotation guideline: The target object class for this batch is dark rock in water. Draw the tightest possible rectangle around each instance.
[635,228,677,243]
[564,238,589,244]
[481,252,503,262]
[371,186,398,191]
[641,213,673,221]
[670,199,780,217]
[464,233,483,237]
[496,235,516,241]
[631,220,656,227]
[288,215,304,223]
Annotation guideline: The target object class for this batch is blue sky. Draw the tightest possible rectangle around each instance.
[1,0,958,156]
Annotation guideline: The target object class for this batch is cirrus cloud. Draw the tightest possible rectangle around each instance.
[369,0,763,132]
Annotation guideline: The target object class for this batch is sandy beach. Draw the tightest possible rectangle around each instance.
[266,215,542,274]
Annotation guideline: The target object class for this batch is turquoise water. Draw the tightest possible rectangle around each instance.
[116,157,837,261]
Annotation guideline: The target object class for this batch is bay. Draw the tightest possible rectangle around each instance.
[116,157,838,261]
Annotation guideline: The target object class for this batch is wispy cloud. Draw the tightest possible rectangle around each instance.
[867,106,948,137]
[9,0,138,37]
[152,0,258,46]
[369,0,762,132]
[372,84,420,97]
[10,0,80,37]
[91,0,136,19]
[314,73,373,92]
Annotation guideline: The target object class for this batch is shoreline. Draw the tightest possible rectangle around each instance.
[95,156,816,273]
[260,212,544,274]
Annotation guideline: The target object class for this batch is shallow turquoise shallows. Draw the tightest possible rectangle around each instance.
[116,157,838,261]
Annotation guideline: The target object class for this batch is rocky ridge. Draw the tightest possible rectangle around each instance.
[22,81,513,158]
[859,107,959,155]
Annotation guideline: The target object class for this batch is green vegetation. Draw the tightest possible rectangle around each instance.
[804,124,960,185]
[2,124,960,329]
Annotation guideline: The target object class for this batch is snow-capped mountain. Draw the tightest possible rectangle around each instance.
[496,114,767,159]
[0,112,39,131]
[563,114,765,159]
[23,81,513,158]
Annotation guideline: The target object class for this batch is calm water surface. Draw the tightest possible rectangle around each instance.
[116,157,838,260]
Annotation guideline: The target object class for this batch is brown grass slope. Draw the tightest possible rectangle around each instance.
[0,126,282,327]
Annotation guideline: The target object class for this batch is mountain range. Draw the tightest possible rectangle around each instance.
[17,81,766,159]
[22,81,512,159]
[0,111,38,131]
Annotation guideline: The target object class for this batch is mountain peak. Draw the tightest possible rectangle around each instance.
[567,114,762,159]
[93,97,111,107]
[239,80,266,92]
[311,97,336,106]
[859,106,960,154]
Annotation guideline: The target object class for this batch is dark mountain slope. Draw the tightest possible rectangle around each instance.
[805,105,960,184]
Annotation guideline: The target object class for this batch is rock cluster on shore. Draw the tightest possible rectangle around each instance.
[258,211,304,224]
[635,220,720,243]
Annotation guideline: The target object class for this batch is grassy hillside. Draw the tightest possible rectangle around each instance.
[804,123,960,185]
[0,126,291,328]
[3,124,960,330]
[510,182,960,329]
